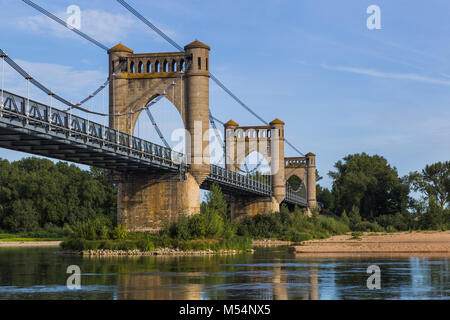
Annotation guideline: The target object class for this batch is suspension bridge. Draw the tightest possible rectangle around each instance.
[0,0,317,231]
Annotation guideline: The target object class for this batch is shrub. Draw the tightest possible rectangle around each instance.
[386,225,396,233]
[376,213,409,231]
[318,217,349,235]
[169,215,191,240]
[203,207,224,238]
[72,216,112,240]
[341,210,350,226]
[348,206,362,230]
[112,224,128,240]
[136,234,155,251]
[188,214,206,238]
[290,231,312,242]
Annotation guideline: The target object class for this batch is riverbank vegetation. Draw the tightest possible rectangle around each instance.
[0,158,116,235]
[61,183,350,251]
[0,155,449,252]
[318,153,450,232]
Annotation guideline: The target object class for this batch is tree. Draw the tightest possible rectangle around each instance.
[204,183,229,220]
[329,153,409,220]
[0,157,117,233]
[316,185,334,211]
[408,161,450,210]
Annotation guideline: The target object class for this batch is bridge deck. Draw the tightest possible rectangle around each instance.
[0,90,307,207]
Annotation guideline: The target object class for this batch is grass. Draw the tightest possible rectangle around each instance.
[61,232,252,252]
[350,231,363,240]
[0,238,62,242]
[0,233,64,241]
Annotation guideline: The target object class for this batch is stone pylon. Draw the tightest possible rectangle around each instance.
[108,41,211,231]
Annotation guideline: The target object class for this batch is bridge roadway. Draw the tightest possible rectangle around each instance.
[0,90,307,206]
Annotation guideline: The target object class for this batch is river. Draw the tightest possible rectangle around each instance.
[0,246,449,299]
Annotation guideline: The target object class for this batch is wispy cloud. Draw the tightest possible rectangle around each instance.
[321,64,450,87]
[3,58,105,104]
[14,9,176,45]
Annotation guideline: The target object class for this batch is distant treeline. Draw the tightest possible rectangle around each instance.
[0,154,449,235]
[316,153,450,231]
[0,158,116,234]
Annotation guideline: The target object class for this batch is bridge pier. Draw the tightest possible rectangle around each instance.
[228,196,280,220]
[116,173,200,232]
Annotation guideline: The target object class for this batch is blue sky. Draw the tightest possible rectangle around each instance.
[0,0,449,189]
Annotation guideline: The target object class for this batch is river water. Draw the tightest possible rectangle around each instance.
[0,246,449,300]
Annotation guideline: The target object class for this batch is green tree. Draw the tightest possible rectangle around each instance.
[316,185,334,211]
[204,183,229,220]
[0,157,117,233]
[329,153,409,220]
[408,161,450,210]
[348,205,362,229]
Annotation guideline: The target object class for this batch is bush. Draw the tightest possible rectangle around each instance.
[112,224,128,240]
[72,216,112,240]
[376,213,409,231]
[340,210,350,226]
[169,215,191,240]
[136,234,155,251]
[348,206,362,230]
[318,217,350,235]
[188,214,206,238]
[203,207,224,238]
[386,225,396,233]
[353,221,382,232]
[61,238,101,250]
[290,231,312,242]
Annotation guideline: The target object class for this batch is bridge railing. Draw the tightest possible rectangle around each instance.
[285,157,307,168]
[0,90,186,169]
[209,164,272,195]
[285,182,308,206]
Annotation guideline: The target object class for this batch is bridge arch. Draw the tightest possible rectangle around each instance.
[108,41,211,185]
[133,96,186,154]
[286,174,307,199]
[224,119,286,204]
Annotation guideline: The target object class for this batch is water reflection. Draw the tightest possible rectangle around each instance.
[0,247,449,300]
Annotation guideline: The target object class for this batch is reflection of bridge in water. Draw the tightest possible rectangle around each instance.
[113,257,319,300]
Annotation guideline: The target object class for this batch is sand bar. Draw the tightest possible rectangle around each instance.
[291,231,450,256]
[0,241,62,247]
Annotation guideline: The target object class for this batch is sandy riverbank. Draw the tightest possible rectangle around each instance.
[252,239,293,247]
[291,231,450,256]
[0,241,62,247]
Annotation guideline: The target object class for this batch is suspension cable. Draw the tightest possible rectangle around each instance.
[0,48,122,116]
[15,2,230,154]
[116,0,183,52]
[19,1,230,150]
[116,0,305,157]
[22,0,109,51]
[1,51,5,108]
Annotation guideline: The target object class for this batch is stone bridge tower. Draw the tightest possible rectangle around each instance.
[285,154,317,211]
[108,41,211,231]
[223,119,286,218]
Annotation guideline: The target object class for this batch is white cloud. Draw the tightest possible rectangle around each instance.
[321,64,450,87]
[3,58,105,105]
[14,9,176,45]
